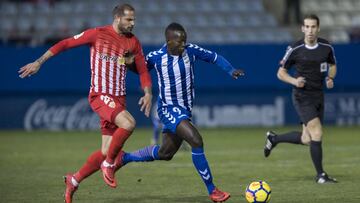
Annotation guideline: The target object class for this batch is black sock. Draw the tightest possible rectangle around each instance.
[273,131,302,144]
[310,140,324,175]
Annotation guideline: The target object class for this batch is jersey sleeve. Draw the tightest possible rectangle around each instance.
[187,43,235,76]
[214,55,236,76]
[280,45,296,70]
[187,43,217,63]
[133,37,152,89]
[49,28,97,55]
[145,52,155,71]
[327,46,337,65]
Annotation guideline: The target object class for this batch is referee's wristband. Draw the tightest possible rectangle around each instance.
[327,76,334,80]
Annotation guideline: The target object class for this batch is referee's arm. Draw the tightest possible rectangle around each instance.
[326,64,337,89]
[277,67,306,88]
[327,64,337,80]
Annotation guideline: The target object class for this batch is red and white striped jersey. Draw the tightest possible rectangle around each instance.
[49,25,151,96]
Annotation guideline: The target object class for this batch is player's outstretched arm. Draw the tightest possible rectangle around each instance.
[277,67,305,88]
[18,50,54,78]
[19,29,96,79]
[138,87,152,117]
[212,54,245,79]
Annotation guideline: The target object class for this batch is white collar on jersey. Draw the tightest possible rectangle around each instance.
[305,43,319,50]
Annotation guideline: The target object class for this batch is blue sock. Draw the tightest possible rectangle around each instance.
[123,145,160,165]
[192,147,215,194]
[152,122,161,144]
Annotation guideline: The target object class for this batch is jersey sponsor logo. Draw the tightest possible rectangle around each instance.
[320,62,328,72]
[98,53,126,67]
[118,56,125,66]
[100,95,116,108]
[73,32,84,39]
[99,53,118,63]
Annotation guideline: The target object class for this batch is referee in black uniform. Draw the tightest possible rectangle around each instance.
[264,14,337,183]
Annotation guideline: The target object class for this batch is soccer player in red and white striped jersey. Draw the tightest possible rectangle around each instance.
[18,4,152,202]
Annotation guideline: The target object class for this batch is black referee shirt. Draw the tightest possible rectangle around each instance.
[280,38,336,91]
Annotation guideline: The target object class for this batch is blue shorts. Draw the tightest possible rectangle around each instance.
[157,105,191,134]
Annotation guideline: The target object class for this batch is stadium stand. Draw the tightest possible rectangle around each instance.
[1,0,291,45]
[1,0,360,45]
[300,0,360,43]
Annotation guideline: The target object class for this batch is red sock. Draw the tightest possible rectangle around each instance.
[114,150,125,172]
[74,150,105,183]
[106,128,132,164]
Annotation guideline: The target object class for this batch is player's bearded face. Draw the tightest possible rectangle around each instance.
[117,10,135,34]
[302,19,319,43]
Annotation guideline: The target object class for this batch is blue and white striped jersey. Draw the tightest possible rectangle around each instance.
[146,43,219,112]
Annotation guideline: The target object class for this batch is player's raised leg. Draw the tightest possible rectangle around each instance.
[264,130,303,157]
[101,110,135,187]
[176,120,230,202]
[114,132,183,171]
[264,123,313,157]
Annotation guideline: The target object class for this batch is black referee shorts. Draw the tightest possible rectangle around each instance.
[292,89,324,125]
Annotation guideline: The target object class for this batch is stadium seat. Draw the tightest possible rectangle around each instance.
[335,13,352,27]
[0,17,15,33]
[1,2,18,16]
[318,14,334,27]
[19,3,35,16]
[54,2,72,15]
[351,14,360,26]
[329,30,350,43]
[0,0,293,44]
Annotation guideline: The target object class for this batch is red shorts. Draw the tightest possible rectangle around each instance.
[88,93,126,135]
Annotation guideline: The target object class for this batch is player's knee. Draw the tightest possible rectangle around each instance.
[188,136,203,148]
[158,151,175,161]
[311,130,322,141]
[306,123,322,141]
[301,136,311,145]
[161,153,174,161]
[127,117,136,130]
[116,117,136,131]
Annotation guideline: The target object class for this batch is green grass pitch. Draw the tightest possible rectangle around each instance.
[1,126,359,203]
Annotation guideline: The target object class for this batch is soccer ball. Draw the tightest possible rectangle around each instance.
[245,181,271,203]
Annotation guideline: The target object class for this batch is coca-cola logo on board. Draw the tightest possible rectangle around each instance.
[24,98,99,131]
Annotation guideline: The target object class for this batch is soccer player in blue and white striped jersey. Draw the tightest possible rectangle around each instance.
[116,23,244,202]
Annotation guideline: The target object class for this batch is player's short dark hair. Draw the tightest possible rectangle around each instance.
[165,22,186,37]
[112,3,135,18]
[303,14,320,26]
